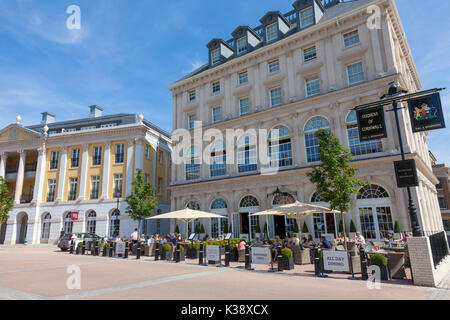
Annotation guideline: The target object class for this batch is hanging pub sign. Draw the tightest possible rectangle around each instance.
[71,211,79,221]
[356,105,387,141]
[407,92,445,133]
[394,159,419,188]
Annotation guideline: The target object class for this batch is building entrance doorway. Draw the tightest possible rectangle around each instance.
[17,213,28,244]
[240,212,249,234]
[274,215,286,238]
[0,223,6,244]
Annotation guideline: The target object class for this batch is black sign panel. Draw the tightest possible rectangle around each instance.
[394,159,419,188]
[408,92,446,132]
[356,106,387,141]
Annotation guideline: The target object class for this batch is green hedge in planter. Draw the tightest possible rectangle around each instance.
[104,243,111,250]
[162,244,172,252]
[281,248,293,259]
[178,245,185,253]
[77,242,83,248]
[370,253,388,266]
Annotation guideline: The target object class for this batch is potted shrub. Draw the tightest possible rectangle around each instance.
[370,253,390,280]
[76,242,83,254]
[280,248,294,270]
[173,245,185,261]
[103,243,111,257]
[394,221,402,239]
[229,243,238,262]
[349,220,357,239]
[160,244,173,261]
[187,243,200,259]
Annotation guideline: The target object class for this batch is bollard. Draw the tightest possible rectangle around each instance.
[313,248,321,276]
[92,241,97,256]
[124,242,129,259]
[155,242,160,261]
[136,242,141,260]
[175,243,181,263]
[360,246,368,281]
[199,243,204,265]
[224,243,230,267]
[82,240,86,255]
[245,245,254,270]
[69,240,74,254]
[277,246,283,272]
[347,251,359,280]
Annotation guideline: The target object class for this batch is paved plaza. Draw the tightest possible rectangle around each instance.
[0,246,449,300]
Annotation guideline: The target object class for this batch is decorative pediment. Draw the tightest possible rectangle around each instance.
[0,124,41,142]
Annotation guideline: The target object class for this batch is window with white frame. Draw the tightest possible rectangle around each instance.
[306,77,320,96]
[90,176,100,200]
[211,48,220,65]
[268,126,293,168]
[157,177,163,195]
[114,174,123,198]
[212,106,221,123]
[210,140,227,177]
[347,62,364,85]
[346,111,382,156]
[185,146,200,180]
[68,178,78,201]
[81,126,96,131]
[238,71,248,85]
[237,135,257,173]
[100,123,117,128]
[304,117,330,163]
[299,6,314,28]
[188,90,196,102]
[64,212,73,233]
[266,23,278,43]
[237,36,248,55]
[268,60,280,74]
[303,46,317,62]
[343,30,360,47]
[159,151,163,164]
[93,146,102,166]
[144,174,150,185]
[439,197,447,209]
[239,97,249,115]
[188,114,196,130]
[47,179,56,202]
[115,144,124,164]
[50,151,59,169]
[212,81,221,94]
[71,149,80,168]
[86,211,97,234]
[270,87,282,107]
[41,213,51,240]
[109,210,120,237]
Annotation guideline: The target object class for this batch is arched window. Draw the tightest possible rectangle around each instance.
[41,213,51,240]
[346,111,382,156]
[311,192,323,203]
[185,146,200,181]
[210,198,228,238]
[210,141,227,177]
[357,184,389,199]
[186,201,200,210]
[304,117,330,163]
[237,134,257,173]
[269,126,293,168]
[211,198,227,209]
[63,212,73,234]
[186,201,201,232]
[86,211,97,234]
[109,210,120,237]
[239,196,259,208]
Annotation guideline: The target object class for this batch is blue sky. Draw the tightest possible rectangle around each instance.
[0,0,449,165]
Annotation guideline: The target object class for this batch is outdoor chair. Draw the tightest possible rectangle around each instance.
[347,242,358,256]
[292,246,311,265]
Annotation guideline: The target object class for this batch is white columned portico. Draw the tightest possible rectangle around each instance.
[0,152,7,179]
[101,141,111,199]
[125,139,135,196]
[56,147,68,201]
[78,144,89,201]
[32,146,46,244]
[14,150,26,204]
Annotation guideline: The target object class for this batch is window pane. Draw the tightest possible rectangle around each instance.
[238,72,248,84]
[270,88,282,107]
[347,62,364,85]
[300,7,314,28]
[344,30,360,47]
[239,98,249,115]
[237,37,247,54]
[268,60,280,73]
[303,46,317,61]
[306,78,320,96]
[266,23,278,42]
[211,48,220,65]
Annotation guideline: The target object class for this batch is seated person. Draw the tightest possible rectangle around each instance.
[238,240,246,251]
[290,234,300,246]
[306,235,316,247]
[273,236,282,248]
[252,237,263,247]
[283,237,290,248]
[319,236,332,249]
[354,232,366,245]
[301,234,307,245]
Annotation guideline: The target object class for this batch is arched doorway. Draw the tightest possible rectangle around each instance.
[109,210,120,237]
[310,192,338,239]
[238,196,260,240]
[41,213,51,242]
[272,192,296,238]
[86,211,97,234]
[16,212,28,244]
[210,199,228,238]
[63,212,73,234]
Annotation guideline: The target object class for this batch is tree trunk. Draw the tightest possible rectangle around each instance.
[341,211,348,252]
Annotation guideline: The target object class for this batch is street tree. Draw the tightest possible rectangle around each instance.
[0,177,13,228]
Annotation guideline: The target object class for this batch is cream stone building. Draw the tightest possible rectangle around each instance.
[168,0,443,241]
[0,106,171,245]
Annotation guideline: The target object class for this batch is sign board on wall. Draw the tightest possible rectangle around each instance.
[394,159,419,188]
[407,93,446,133]
[206,245,220,262]
[251,247,271,265]
[71,211,79,221]
[323,251,349,272]
[356,106,387,141]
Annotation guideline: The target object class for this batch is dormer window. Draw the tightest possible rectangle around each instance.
[211,48,220,65]
[237,37,248,55]
[299,6,314,28]
[266,23,278,43]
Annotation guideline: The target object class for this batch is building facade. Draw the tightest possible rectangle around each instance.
[0,106,172,245]
[168,0,443,241]
[431,155,450,233]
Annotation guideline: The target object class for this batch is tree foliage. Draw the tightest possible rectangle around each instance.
[0,177,13,226]
[125,169,157,234]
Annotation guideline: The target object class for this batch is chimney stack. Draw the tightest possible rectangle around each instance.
[89,105,103,118]
[41,112,56,124]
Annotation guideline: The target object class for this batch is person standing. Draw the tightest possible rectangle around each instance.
[131,229,139,245]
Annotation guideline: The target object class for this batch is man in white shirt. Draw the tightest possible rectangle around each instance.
[131,229,139,244]
[354,232,366,245]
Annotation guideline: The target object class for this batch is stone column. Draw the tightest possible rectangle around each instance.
[152,147,157,187]
[14,150,26,204]
[164,153,169,202]
[292,114,301,166]
[0,152,7,179]
[125,139,135,196]
[32,146,46,204]
[56,147,68,202]
[101,141,111,199]
[78,144,89,201]
[134,139,144,172]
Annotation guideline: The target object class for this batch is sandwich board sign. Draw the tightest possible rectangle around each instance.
[251,247,271,265]
[323,251,349,272]
[206,245,220,262]
[115,242,126,255]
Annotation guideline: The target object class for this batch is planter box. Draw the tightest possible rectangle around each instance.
[281,257,294,270]
[76,247,82,255]
[187,249,199,259]
[379,265,390,281]
[160,250,173,261]
[229,250,238,262]
[173,251,185,262]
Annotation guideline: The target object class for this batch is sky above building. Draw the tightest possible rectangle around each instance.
[0,0,449,165]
